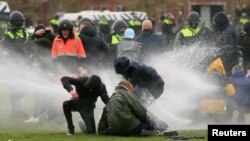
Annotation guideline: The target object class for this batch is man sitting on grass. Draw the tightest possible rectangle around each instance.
[98,80,164,136]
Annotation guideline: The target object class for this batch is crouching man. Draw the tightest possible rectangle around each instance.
[61,75,109,135]
[98,80,164,136]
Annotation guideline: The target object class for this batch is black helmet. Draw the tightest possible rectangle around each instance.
[187,11,200,28]
[9,11,25,29]
[58,20,74,38]
[79,17,93,25]
[113,20,128,35]
[59,19,73,31]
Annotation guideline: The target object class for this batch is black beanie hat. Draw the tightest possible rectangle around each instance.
[85,75,101,90]
[114,56,131,75]
[212,12,229,31]
[34,24,46,32]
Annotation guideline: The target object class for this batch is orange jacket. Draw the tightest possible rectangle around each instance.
[51,34,86,58]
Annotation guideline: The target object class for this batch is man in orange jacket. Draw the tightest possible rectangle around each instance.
[51,19,86,74]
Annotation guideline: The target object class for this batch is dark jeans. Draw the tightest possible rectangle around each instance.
[63,99,96,133]
[126,122,154,136]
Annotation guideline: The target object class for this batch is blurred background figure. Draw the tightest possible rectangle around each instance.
[136,19,166,62]
[117,28,141,61]
[98,15,111,41]
[78,17,110,71]
[49,14,60,34]
[2,10,30,119]
[128,12,142,36]
[106,20,128,64]
[161,12,176,48]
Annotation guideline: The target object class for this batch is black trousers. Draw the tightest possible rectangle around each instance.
[63,99,96,133]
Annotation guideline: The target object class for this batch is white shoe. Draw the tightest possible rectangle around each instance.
[24,117,40,123]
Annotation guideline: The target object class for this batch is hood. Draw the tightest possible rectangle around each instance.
[212,12,229,31]
[85,75,101,90]
[80,26,97,37]
[114,56,131,75]
[116,80,134,92]
[207,58,226,75]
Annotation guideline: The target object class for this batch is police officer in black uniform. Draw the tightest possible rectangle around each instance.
[2,11,30,118]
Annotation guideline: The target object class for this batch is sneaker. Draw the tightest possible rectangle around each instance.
[67,133,73,136]
[162,131,178,137]
[78,120,87,133]
[67,126,75,135]
[140,129,161,136]
[24,117,40,123]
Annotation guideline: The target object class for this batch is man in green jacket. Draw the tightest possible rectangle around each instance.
[98,80,157,136]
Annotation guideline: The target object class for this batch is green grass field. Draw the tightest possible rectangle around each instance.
[0,130,207,141]
[0,88,208,141]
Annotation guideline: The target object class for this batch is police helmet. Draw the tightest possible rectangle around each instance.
[187,11,200,28]
[113,20,128,34]
[9,11,25,29]
[79,17,93,26]
[59,19,73,31]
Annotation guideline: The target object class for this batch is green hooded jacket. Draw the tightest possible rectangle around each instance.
[106,86,149,135]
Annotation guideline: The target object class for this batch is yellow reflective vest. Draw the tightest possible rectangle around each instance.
[111,34,121,45]
[128,19,142,26]
[180,27,201,37]
[5,29,29,40]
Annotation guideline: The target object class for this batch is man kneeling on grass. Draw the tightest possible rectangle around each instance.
[61,75,109,135]
[98,80,161,136]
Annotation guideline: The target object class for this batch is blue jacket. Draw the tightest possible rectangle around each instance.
[229,70,250,106]
[135,29,166,60]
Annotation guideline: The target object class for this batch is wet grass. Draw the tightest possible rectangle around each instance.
[0,129,207,141]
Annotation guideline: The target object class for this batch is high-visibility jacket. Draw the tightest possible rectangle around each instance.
[239,17,249,26]
[51,34,86,58]
[111,33,121,45]
[128,19,142,26]
[98,19,109,25]
[163,18,174,25]
[181,27,201,37]
[176,27,201,47]
[5,29,29,40]
[3,29,29,55]
[50,18,60,26]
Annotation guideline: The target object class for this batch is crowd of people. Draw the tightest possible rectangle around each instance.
[1,7,250,136]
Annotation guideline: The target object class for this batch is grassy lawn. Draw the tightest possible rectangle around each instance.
[0,130,207,141]
[0,89,208,141]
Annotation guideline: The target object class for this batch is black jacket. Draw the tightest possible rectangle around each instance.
[114,57,164,99]
[61,76,109,106]
[212,12,237,48]
[27,31,55,57]
[79,26,110,65]
[212,12,239,75]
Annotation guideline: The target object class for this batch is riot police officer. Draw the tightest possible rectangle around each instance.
[106,20,128,62]
[174,11,203,48]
